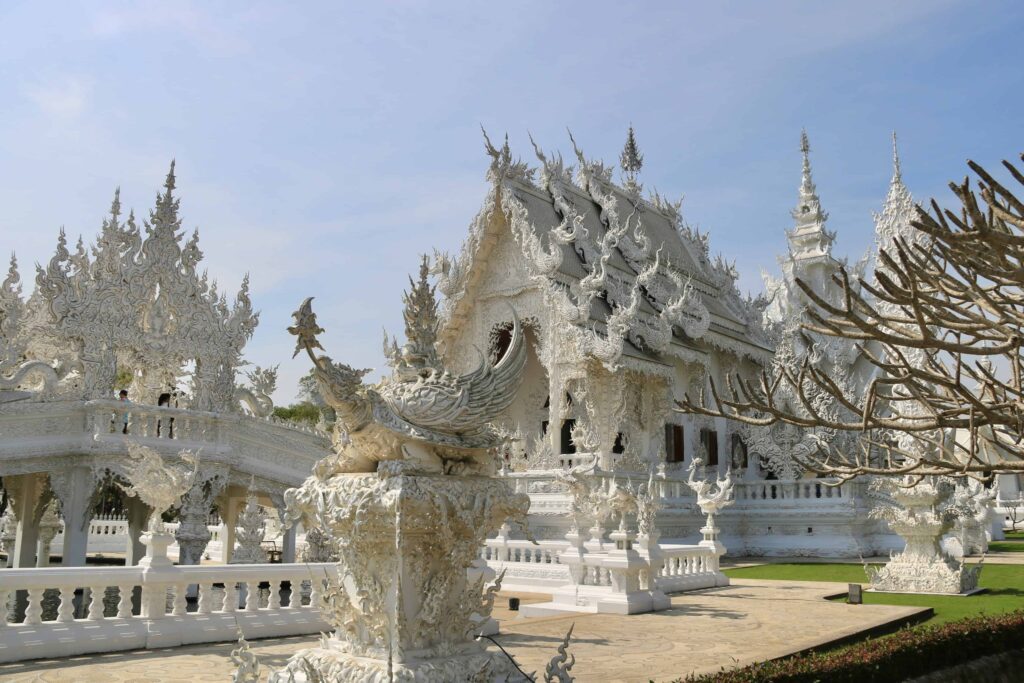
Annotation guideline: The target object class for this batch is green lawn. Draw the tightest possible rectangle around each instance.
[724,562,1024,625]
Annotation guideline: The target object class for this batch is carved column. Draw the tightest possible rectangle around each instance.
[221,496,239,564]
[49,468,98,567]
[7,473,48,568]
[124,495,151,566]
[35,500,61,567]
[547,365,564,458]
[270,491,296,563]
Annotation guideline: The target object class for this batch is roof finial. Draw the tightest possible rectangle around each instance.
[164,160,177,196]
[799,128,813,195]
[620,124,644,193]
[891,131,902,182]
[110,187,121,221]
[789,129,831,253]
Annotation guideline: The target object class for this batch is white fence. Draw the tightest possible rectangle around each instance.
[481,538,571,589]
[47,515,228,561]
[481,534,725,613]
[0,561,333,663]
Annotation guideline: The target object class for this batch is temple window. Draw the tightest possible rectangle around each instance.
[560,419,577,454]
[664,423,685,463]
[731,433,748,469]
[612,433,625,455]
[700,428,719,467]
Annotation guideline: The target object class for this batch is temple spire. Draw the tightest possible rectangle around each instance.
[891,130,902,183]
[787,130,834,260]
[873,131,917,253]
[620,125,644,193]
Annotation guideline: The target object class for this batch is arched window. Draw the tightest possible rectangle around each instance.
[560,419,577,455]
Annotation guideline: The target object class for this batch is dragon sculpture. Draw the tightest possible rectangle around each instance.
[288,257,527,476]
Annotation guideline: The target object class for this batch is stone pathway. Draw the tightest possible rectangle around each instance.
[0,580,927,682]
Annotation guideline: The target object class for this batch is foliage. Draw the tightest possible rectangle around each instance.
[677,610,1024,683]
[114,366,133,391]
[724,562,1024,626]
[272,401,322,425]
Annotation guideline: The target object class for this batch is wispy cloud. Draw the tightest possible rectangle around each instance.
[24,76,93,120]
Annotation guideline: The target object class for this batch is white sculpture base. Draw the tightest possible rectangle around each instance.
[276,472,529,683]
[867,555,983,595]
[273,639,513,683]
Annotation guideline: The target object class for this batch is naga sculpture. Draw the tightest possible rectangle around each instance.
[288,257,527,476]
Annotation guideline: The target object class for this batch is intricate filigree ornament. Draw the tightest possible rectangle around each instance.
[118,442,198,533]
[867,476,983,594]
[231,478,269,564]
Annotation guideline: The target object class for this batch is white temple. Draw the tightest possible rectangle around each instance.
[0,164,332,571]
[435,128,998,573]
[0,133,1004,672]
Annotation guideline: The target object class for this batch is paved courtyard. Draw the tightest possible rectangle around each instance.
[0,579,927,683]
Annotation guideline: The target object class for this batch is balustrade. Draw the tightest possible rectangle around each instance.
[0,562,334,663]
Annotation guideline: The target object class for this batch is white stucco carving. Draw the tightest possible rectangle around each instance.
[867,476,983,594]
[118,443,198,534]
[275,263,532,681]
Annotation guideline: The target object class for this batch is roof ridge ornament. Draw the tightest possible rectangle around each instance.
[481,127,534,185]
[619,124,644,194]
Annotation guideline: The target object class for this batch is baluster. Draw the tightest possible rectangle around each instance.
[57,586,76,623]
[87,585,105,621]
[24,588,44,624]
[197,582,213,614]
[241,582,257,612]
[308,578,321,609]
[222,582,237,613]
[116,585,132,618]
[170,584,186,616]
[267,580,281,609]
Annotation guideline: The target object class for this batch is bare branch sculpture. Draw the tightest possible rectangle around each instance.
[679,153,1024,478]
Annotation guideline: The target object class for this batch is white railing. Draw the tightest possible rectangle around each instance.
[734,479,853,503]
[655,544,722,593]
[481,538,572,589]
[48,520,227,557]
[481,538,567,564]
[0,562,334,663]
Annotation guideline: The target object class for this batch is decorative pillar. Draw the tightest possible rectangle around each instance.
[547,366,564,458]
[221,496,239,564]
[125,496,151,566]
[49,468,97,567]
[9,473,46,568]
[281,525,297,563]
[35,500,61,567]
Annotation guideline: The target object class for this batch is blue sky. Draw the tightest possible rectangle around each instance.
[1,1,1021,403]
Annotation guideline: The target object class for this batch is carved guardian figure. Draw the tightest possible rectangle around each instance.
[288,257,527,475]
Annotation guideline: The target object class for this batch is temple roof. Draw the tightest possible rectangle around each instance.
[438,130,774,370]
